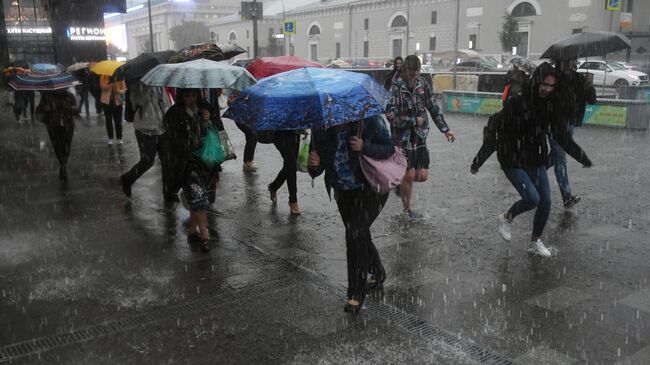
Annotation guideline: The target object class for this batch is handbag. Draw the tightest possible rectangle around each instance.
[217,129,237,161]
[297,132,310,173]
[357,119,408,194]
[195,123,225,167]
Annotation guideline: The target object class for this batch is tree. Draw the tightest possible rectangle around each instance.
[498,12,520,53]
[266,33,281,57]
[169,21,210,49]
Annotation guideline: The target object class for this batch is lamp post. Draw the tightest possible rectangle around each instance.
[147,0,154,52]
[452,0,460,89]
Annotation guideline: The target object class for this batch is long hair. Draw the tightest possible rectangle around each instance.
[403,55,421,72]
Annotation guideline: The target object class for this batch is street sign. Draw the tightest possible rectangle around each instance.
[606,0,621,11]
[619,12,632,29]
[283,20,296,35]
[241,1,263,20]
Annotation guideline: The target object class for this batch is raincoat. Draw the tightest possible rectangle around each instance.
[129,82,169,135]
[555,69,597,126]
[471,62,592,171]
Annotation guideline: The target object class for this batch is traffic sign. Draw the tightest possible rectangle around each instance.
[606,0,621,11]
[283,20,296,35]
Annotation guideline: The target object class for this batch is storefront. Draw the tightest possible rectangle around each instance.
[2,0,54,63]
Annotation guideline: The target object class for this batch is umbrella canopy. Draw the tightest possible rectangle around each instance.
[246,55,323,78]
[90,60,125,76]
[540,31,631,60]
[432,49,481,61]
[506,55,537,73]
[66,62,90,72]
[32,63,61,74]
[169,43,225,63]
[114,50,175,81]
[141,58,256,90]
[223,68,390,131]
[216,44,246,60]
[9,70,80,91]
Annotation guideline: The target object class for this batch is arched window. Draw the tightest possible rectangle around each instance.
[229,32,236,41]
[308,25,321,36]
[511,2,537,17]
[391,15,408,27]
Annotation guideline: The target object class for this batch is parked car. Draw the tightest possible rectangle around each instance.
[577,59,648,88]
[451,57,505,72]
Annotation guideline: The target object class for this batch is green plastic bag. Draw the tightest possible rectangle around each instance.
[197,123,226,167]
[297,133,310,173]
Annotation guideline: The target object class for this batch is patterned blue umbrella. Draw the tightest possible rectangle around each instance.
[223,68,390,131]
[9,70,80,91]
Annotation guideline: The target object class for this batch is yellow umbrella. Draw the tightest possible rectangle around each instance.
[90,60,125,76]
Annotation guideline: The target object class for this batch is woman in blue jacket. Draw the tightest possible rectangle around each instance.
[308,115,395,314]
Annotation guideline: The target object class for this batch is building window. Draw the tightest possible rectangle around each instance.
[308,25,321,35]
[336,42,341,58]
[247,46,250,55]
[229,32,236,41]
[429,37,436,51]
[511,2,537,17]
[363,41,369,57]
[246,29,250,39]
[469,34,477,50]
[216,33,219,41]
[364,18,369,30]
[431,11,437,24]
[391,15,408,28]
[572,28,582,34]
[310,44,318,61]
[268,27,274,36]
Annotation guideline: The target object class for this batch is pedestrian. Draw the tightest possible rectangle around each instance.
[227,90,258,172]
[503,64,527,102]
[88,69,103,116]
[308,115,395,314]
[268,130,302,215]
[470,62,593,257]
[386,55,456,219]
[13,90,34,121]
[384,56,403,90]
[74,69,91,117]
[120,81,171,198]
[163,88,220,252]
[549,57,597,209]
[99,75,127,145]
[35,89,79,183]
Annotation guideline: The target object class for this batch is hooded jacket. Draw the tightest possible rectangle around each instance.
[471,62,592,171]
[129,82,169,135]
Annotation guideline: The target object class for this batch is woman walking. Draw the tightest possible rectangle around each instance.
[470,63,592,257]
[268,130,302,215]
[384,56,403,90]
[308,115,394,314]
[120,81,171,198]
[163,88,220,252]
[36,90,79,183]
[99,75,126,144]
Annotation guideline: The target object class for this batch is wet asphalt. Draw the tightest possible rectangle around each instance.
[0,101,649,364]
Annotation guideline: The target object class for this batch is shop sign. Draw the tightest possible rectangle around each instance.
[7,27,52,34]
[66,27,106,41]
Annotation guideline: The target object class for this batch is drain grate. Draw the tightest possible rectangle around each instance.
[0,277,297,363]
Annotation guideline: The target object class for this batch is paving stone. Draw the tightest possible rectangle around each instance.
[525,286,592,312]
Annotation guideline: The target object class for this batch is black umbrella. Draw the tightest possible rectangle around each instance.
[216,44,246,60]
[540,31,631,60]
[169,43,225,63]
[115,50,176,81]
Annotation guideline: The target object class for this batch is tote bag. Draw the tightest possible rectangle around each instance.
[357,120,407,194]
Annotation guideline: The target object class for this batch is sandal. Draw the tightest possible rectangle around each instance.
[343,296,365,315]
[268,185,277,204]
[199,238,211,253]
[289,202,301,215]
[187,232,201,243]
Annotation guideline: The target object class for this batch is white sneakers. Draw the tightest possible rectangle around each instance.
[498,213,512,241]
[498,213,552,257]
[107,139,113,145]
[529,239,551,257]
[117,139,123,145]
[107,139,123,145]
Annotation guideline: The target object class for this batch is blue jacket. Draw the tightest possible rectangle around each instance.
[309,116,394,197]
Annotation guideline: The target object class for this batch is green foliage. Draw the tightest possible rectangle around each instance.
[169,21,210,49]
[498,12,521,53]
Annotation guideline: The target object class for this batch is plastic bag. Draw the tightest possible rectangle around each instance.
[196,123,225,167]
[297,133,310,173]
[218,129,237,161]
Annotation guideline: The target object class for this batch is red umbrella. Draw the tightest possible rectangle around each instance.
[246,55,323,78]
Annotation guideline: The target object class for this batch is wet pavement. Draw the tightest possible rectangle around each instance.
[1,104,649,364]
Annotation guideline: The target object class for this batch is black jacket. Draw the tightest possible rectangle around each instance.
[471,62,592,171]
[556,70,597,126]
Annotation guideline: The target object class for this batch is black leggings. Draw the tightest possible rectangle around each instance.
[102,101,123,139]
[269,131,300,203]
[235,122,256,162]
[121,130,168,191]
[335,188,388,300]
[46,123,74,168]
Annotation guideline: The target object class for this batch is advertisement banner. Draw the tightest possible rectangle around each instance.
[582,104,627,127]
[619,12,632,29]
[446,95,502,115]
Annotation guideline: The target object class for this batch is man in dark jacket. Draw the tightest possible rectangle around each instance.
[549,58,597,209]
[470,62,592,257]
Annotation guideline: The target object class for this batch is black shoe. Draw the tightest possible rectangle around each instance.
[563,195,581,209]
[367,267,386,290]
[343,297,364,315]
[187,232,201,243]
[120,176,132,198]
[199,238,211,253]
[394,185,401,197]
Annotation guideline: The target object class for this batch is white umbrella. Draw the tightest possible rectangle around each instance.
[141,59,256,90]
[66,62,90,72]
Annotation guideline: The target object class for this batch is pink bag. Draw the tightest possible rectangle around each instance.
[360,146,408,194]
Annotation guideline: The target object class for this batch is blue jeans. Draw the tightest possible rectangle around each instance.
[548,124,574,202]
[503,166,551,238]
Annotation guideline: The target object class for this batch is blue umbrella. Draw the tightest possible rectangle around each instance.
[223,68,390,131]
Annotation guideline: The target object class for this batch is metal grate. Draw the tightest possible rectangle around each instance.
[0,277,296,363]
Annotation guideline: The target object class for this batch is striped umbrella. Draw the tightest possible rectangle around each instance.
[9,70,80,91]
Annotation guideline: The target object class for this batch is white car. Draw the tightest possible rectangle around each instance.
[577,60,648,88]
